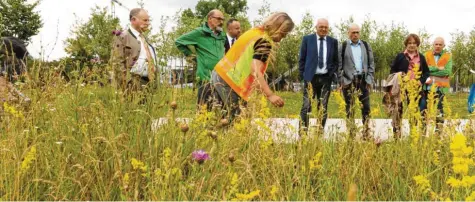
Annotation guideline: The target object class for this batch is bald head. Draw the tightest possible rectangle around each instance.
[433,37,445,54]
[316,18,329,37]
[348,23,361,43]
[129,8,150,33]
[207,9,223,19]
[129,8,146,21]
[207,9,224,32]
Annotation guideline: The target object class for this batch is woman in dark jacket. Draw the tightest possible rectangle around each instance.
[389,33,430,138]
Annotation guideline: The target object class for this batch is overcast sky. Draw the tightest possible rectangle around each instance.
[27,0,475,61]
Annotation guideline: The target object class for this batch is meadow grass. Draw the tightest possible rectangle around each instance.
[1,65,475,200]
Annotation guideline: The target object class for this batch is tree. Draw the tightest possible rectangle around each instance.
[0,0,42,43]
[64,6,120,66]
[450,31,470,91]
[272,12,314,81]
[252,0,270,26]
[195,0,248,19]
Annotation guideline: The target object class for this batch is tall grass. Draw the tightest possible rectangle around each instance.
[0,61,475,200]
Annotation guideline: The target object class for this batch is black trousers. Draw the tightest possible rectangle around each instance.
[342,75,371,126]
[300,74,332,129]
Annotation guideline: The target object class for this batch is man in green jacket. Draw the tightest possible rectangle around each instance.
[175,9,226,110]
[421,37,452,133]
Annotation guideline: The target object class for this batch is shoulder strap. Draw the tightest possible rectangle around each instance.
[362,40,370,68]
[341,41,347,64]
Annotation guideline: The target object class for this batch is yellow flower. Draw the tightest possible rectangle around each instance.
[466,191,475,201]
[461,175,475,187]
[20,146,37,174]
[233,190,260,201]
[3,102,24,119]
[309,152,322,171]
[448,133,475,184]
[227,172,239,198]
[270,185,278,200]
[258,96,270,119]
[447,177,462,188]
[432,151,440,166]
[131,158,147,172]
[333,91,346,117]
[234,118,250,132]
[154,168,162,181]
[231,173,238,186]
[123,173,130,189]
[413,175,431,194]
[171,167,182,178]
[163,147,172,158]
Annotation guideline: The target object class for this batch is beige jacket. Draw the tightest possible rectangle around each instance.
[110,29,142,88]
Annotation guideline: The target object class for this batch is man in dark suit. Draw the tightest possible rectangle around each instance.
[224,18,241,53]
[299,18,339,132]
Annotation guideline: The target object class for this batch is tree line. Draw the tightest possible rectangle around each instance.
[2,0,475,91]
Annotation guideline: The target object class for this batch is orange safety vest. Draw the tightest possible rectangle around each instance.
[214,28,273,101]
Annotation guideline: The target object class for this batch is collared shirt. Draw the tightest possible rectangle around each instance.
[350,40,363,75]
[129,26,156,77]
[403,49,420,80]
[315,35,327,74]
[226,33,236,47]
[434,51,442,63]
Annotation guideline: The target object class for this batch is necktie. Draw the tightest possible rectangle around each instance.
[318,37,324,69]
[231,38,235,46]
[140,34,155,81]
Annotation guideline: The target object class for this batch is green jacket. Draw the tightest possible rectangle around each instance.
[175,23,226,81]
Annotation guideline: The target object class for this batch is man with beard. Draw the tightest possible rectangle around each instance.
[175,9,226,110]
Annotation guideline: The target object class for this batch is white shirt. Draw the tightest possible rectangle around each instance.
[226,33,236,47]
[129,26,156,77]
[315,35,327,74]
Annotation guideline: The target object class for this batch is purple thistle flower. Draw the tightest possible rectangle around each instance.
[192,150,210,164]
[112,30,122,36]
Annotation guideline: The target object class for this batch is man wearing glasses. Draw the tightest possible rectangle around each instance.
[175,9,226,110]
[339,23,375,140]
[111,8,157,93]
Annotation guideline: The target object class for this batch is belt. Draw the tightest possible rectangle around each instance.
[315,73,331,77]
[133,74,150,82]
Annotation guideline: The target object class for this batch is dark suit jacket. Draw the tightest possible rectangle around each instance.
[390,52,430,84]
[224,38,231,53]
[299,34,339,82]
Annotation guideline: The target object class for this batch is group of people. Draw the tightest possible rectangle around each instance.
[111,8,452,138]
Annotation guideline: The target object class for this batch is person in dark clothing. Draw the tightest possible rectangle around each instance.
[389,33,430,138]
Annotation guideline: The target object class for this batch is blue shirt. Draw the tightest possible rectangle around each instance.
[350,40,363,75]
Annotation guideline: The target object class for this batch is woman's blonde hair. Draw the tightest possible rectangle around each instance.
[259,12,295,41]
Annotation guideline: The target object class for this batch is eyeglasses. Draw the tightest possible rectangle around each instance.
[350,31,360,34]
[212,16,225,21]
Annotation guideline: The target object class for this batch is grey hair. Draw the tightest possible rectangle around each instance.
[207,9,220,19]
[348,23,360,31]
[129,8,145,21]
